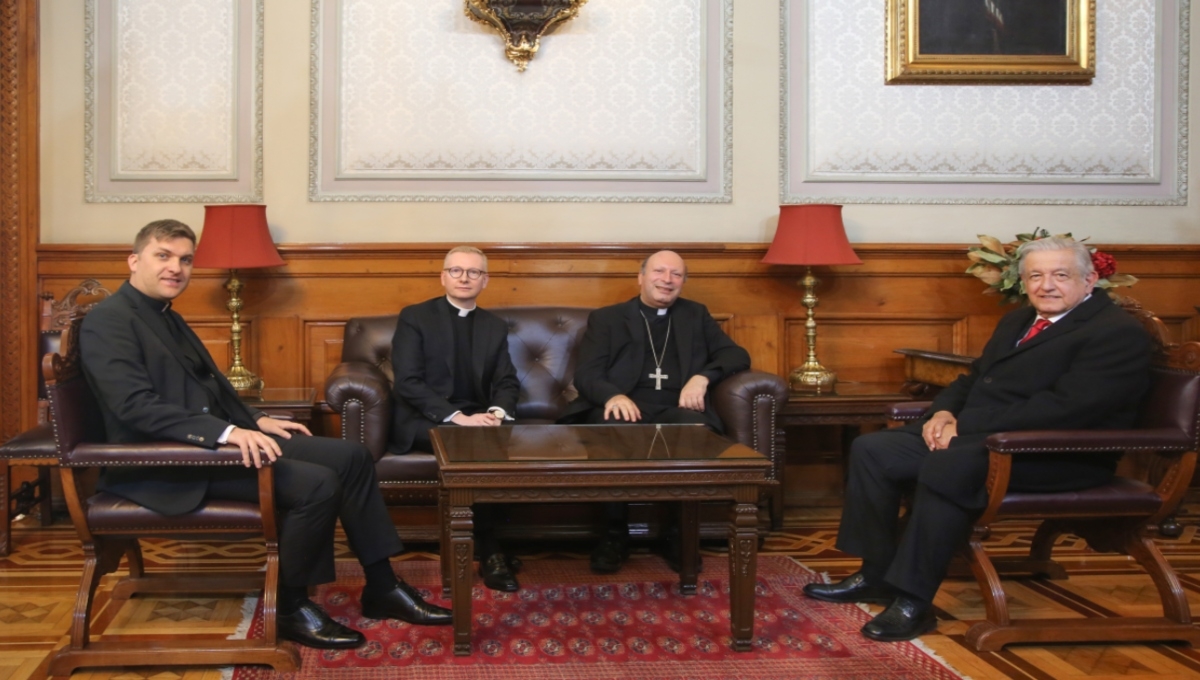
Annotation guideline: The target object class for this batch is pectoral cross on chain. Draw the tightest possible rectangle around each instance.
[648,367,669,390]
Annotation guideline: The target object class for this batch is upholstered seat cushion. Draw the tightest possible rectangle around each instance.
[998,477,1161,517]
[0,423,57,461]
[85,492,263,533]
[376,451,439,482]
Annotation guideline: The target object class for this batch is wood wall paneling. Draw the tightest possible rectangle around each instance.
[32,243,1200,510]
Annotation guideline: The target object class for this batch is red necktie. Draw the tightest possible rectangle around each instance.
[1018,318,1051,345]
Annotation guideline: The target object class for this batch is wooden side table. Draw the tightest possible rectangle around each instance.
[237,387,317,424]
[777,383,913,513]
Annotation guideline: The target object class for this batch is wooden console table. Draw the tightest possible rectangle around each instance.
[432,424,770,656]
[236,387,317,424]
[777,383,914,510]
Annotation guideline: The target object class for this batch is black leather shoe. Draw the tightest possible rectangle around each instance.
[278,600,365,649]
[861,595,937,642]
[802,572,895,604]
[361,581,452,626]
[506,554,523,574]
[590,535,629,574]
[480,552,519,592]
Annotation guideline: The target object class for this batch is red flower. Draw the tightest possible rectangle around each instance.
[1092,251,1118,278]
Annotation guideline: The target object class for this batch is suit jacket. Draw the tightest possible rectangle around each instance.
[390,297,520,453]
[914,292,1151,508]
[80,282,264,515]
[561,297,751,430]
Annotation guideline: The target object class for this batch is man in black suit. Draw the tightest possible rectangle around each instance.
[804,237,1152,642]
[562,250,751,574]
[80,220,451,651]
[390,245,522,591]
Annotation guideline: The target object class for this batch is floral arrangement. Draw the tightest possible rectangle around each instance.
[966,228,1138,305]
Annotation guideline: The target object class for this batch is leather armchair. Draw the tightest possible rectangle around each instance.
[325,307,789,540]
[885,307,1200,652]
[45,318,298,675]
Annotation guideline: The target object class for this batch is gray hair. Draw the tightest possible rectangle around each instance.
[1017,237,1093,277]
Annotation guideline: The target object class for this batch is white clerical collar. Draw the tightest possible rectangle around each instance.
[446,296,475,318]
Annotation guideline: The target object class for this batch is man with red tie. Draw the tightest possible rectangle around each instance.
[804,237,1152,642]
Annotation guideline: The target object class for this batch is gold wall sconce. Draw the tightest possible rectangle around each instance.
[465,0,588,72]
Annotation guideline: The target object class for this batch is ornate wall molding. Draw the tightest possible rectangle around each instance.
[84,0,263,202]
[780,0,1190,205]
[309,0,732,202]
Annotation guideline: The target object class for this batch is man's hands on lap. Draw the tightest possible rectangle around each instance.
[679,375,709,411]
[921,410,959,450]
[604,395,642,422]
[229,417,310,468]
[451,412,501,426]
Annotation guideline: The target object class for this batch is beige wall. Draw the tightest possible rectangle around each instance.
[39,1,1200,246]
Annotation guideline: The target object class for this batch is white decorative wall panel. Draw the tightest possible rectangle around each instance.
[312,0,732,201]
[85,0,263,202]
[781,0,1189,204]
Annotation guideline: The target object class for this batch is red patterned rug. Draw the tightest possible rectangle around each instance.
[232,556,965,680]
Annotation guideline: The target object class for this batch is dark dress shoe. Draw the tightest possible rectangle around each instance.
[590,535,629,574]
[861,595,937,642]
[361,581,452,626]
[802,572,895,604]
[506,554,523,574]
[480,553,520,592]
[278,600,365,649]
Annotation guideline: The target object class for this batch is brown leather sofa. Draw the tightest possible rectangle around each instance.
[324,306,790,542]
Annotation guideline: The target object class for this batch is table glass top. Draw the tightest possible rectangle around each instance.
[433,424,764,464]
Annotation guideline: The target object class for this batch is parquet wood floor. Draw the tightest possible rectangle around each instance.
[2,506,1200,679]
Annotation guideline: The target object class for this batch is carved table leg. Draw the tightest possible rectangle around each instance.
[678,500,699,594]
[439,489,451,597]
[727,485,759,652]
[1,460,9,556]
[448,491,475,656]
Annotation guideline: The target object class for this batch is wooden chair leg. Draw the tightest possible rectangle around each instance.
[1125,533,1192,624]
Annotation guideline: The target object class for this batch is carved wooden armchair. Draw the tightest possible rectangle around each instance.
[45,317,299,675]
[0,279,111,555]
[889,305,1200,651]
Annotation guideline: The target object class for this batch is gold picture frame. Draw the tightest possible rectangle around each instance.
[886,0,1095,83]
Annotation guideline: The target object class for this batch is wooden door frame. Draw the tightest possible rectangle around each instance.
[0,0,40,441]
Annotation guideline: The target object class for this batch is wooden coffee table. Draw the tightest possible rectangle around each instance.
[431,423,771,656]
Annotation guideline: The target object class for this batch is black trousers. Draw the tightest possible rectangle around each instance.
[584,405,712,533]
[206,434,403,589]
[837,428,1113,603]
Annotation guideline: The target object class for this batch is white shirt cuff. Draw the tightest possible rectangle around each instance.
[217,424,236,444]
[443,411,462,423]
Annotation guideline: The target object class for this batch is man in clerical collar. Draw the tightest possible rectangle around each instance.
[390,246,522,592]
[562,250,751,574]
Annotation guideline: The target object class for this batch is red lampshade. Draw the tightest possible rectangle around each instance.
[193,204,286,270]
[762,204,862,266]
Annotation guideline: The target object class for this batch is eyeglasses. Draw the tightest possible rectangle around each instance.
[443,267,486,280]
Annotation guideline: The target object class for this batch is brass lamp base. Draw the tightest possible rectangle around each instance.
[789,364,837,394]
[224,364,264,392]
[220,269,265,392]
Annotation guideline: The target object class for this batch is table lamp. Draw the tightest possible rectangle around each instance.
[192,204,285,391]
[762,204,862,394]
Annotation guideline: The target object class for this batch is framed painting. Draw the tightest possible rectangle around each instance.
[886,0,1095,83]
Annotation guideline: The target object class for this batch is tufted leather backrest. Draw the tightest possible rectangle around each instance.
[1137,352,1200,450]
[494,307,591,420]
[339,307,593,421]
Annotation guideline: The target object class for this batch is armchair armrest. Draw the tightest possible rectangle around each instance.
[63,443,254,467]
[889,401,932,422]
[324,360,393,461]
[985,428,1193,454]
[712,369,790,482]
